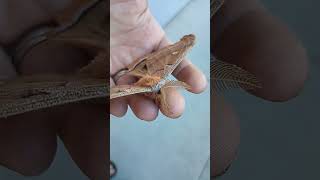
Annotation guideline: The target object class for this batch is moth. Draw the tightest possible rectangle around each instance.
[110,34,195,115]
[210,0,261,93]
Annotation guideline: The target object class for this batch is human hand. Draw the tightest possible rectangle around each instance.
[110,0,207,121]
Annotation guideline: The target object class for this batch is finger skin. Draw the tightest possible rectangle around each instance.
[110,78,128,117]
[159,88,185,119]
[175,63,207,94]
[57,104,108,180]
[128,95,159,121]
[212,0,308,101]
[211,95,240,178]
[110,98,128,117]
[0,111,58,176]
[17,39,107,178]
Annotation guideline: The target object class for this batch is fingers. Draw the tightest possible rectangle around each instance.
[175,63,207,94]
[57,103,107,179]
[128,35,205,119]
[159,88,185,119]
[128,95,159,121]
[111,34,207,120]
[158,36,207,94]
[111,75,159,121]
[110,78,128,117]
[211,95,240,178]
[0,111,58,176]
[110,98,128,117]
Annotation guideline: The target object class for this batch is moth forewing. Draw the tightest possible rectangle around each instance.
[110,34,196,100]
[110,85,153,99]
[211,55,262,93]
[123,34,196,80]
[158,34,196,79]
[160,80,191,91]
[0,82,108,118]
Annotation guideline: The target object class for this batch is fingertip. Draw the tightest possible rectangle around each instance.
[160,88,185,119]
[128,95,159,121]
[176,64,207,94]
[110,98,128,117]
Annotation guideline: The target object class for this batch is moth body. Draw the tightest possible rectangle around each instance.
[134,75,161,87]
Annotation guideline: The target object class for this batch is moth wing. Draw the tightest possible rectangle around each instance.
[211,55,261,94]
[0,78,108,118]
[110,85,153,99]
[127,35,195,79]
[161,80,191,90]
[148,35,195,78]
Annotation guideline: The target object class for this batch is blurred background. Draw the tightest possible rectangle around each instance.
[220,0,320,179]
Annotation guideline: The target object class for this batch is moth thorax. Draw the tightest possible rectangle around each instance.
[134,75,161,87]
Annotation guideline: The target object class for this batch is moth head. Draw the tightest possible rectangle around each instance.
[181,34,196,47]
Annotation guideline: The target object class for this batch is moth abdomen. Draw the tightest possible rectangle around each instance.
[134,75,161,87]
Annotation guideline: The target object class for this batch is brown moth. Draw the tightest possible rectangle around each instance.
[211,0,261,93]
[110,34,195,115]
